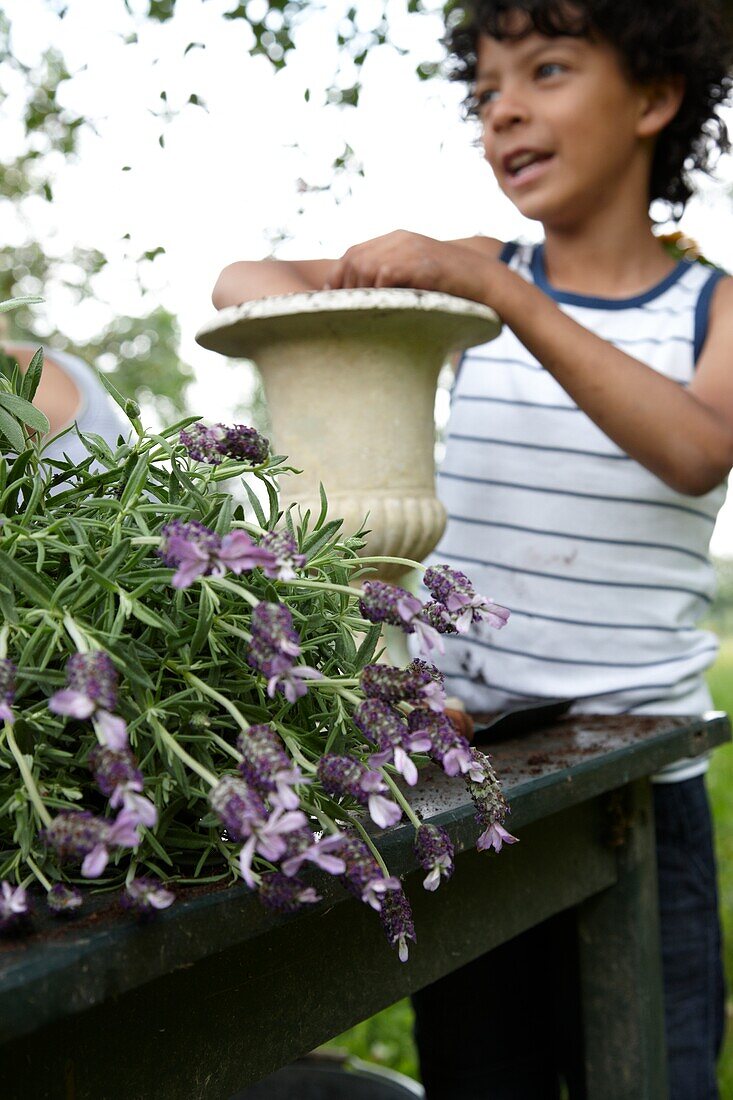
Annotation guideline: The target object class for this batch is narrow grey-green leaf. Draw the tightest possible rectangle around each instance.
[0,392,50,434]
[20,347,44,402]
[0,407,26,453]
[0,549,54,608]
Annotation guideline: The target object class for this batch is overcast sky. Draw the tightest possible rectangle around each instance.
[5,0,733,552]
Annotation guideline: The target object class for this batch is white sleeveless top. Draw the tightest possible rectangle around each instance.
[426,242,728,782]
[30,346,129,467]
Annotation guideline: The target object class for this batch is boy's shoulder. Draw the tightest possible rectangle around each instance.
[447,235,505,261]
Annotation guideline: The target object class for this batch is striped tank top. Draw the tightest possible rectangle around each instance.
[426,241,728,782]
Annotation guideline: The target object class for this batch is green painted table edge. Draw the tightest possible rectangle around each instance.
[0,711,729,1046]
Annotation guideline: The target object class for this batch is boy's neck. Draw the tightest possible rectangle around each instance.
[541,208,679,299]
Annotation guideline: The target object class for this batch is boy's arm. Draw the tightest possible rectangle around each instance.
[324,230,733,497]
[485,264,733,497]
[211,236,503,308]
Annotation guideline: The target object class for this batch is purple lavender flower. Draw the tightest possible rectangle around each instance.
[353,699,430,786]
[339,834,401,911]
[360,661,446,713]
[89,746,157,828]
[423,565,510,635]
[280,825,346,877]
[219,424,270,465]
[159,519,277,588]
[0,882,30,934]
[317,754,402,829]
[259,531,306,580]
[0,658,16,723]
[44,809,142,878]
[48,652,128,750]
[215,531,279,576]
[247,603,322,703]
[414,824,454,891]
[237,724,309,810]
[46,883,83,915]
[258,871,321,914]
[250,603,302,659]
[179,423,224,464]
[180,422,269,466]
[466,749,518,853]
[359,581,443,656]
[378,887,416,962]
[122,876,175,915]
[407,708,478,779]
[420,600,458,635]
[209,774,267,842]
[209,775,307,887]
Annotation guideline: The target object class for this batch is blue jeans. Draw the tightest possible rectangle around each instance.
[411,777,725,1099]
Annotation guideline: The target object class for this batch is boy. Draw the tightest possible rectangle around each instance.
[213,1,732,1094]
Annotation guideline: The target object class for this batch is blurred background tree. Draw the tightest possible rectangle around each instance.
[0,1,454,423]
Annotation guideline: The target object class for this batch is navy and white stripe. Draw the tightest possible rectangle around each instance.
[422,242,728,781]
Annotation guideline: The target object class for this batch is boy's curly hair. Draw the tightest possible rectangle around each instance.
[445,0,732,217]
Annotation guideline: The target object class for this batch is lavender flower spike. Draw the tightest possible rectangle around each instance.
[122,876,175,915]
[89,745,157,828]
[209,775,307,887]
[424,564,510,635]
[280,826,346,877]
[0,658,16,724]
[358,581,443,657]
[259,530,306,580]
[339,834,401,911]
[44,808,142,878]
[179,423,224,464]
[49,652,128,750]
[216,530,279,576]
[0,882,30,934]
[466,749,519,853]
[360,660,446,713]
[46,883,83,915]
[379,887,417,962]
[250,602,302,659]
[317,754,402,829]
[414,824,454,891]
[157,519,223,589]
[258,871,321,914]
[237,724,310,811]
[353,699,429,787]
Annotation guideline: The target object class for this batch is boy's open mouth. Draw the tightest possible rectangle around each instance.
[504,149,554,182]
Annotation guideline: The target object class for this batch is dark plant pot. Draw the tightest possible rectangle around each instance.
[231,1055,424,1099]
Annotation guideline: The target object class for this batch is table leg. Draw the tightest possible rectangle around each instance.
[576,779,668,1099]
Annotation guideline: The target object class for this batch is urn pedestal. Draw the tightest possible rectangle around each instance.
[196,288,500,581]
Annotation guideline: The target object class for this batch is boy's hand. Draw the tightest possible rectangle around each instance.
[325,230,494,304]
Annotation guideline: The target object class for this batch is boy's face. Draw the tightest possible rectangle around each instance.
[474,17,654,227]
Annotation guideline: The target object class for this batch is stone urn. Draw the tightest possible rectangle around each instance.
[196,288,500,580]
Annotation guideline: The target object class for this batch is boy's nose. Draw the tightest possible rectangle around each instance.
[489,91,530,133]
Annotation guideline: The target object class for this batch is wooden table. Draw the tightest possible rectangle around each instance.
[0,712,729,1100]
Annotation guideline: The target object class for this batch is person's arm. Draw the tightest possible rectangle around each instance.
[323,230,733,497]
[486,265,733,497]
[212,258,335,308]
[211,235,504,308]
[3,344,80,436]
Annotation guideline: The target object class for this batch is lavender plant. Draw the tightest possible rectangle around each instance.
[0,325,515,960]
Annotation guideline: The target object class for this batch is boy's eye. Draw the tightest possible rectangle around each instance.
[476,88,499,108]
[536,61,565,79]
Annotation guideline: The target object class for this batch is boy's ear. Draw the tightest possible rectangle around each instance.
[636,75,685,139]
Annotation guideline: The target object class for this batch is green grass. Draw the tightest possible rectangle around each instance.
[324,647,733,1088]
